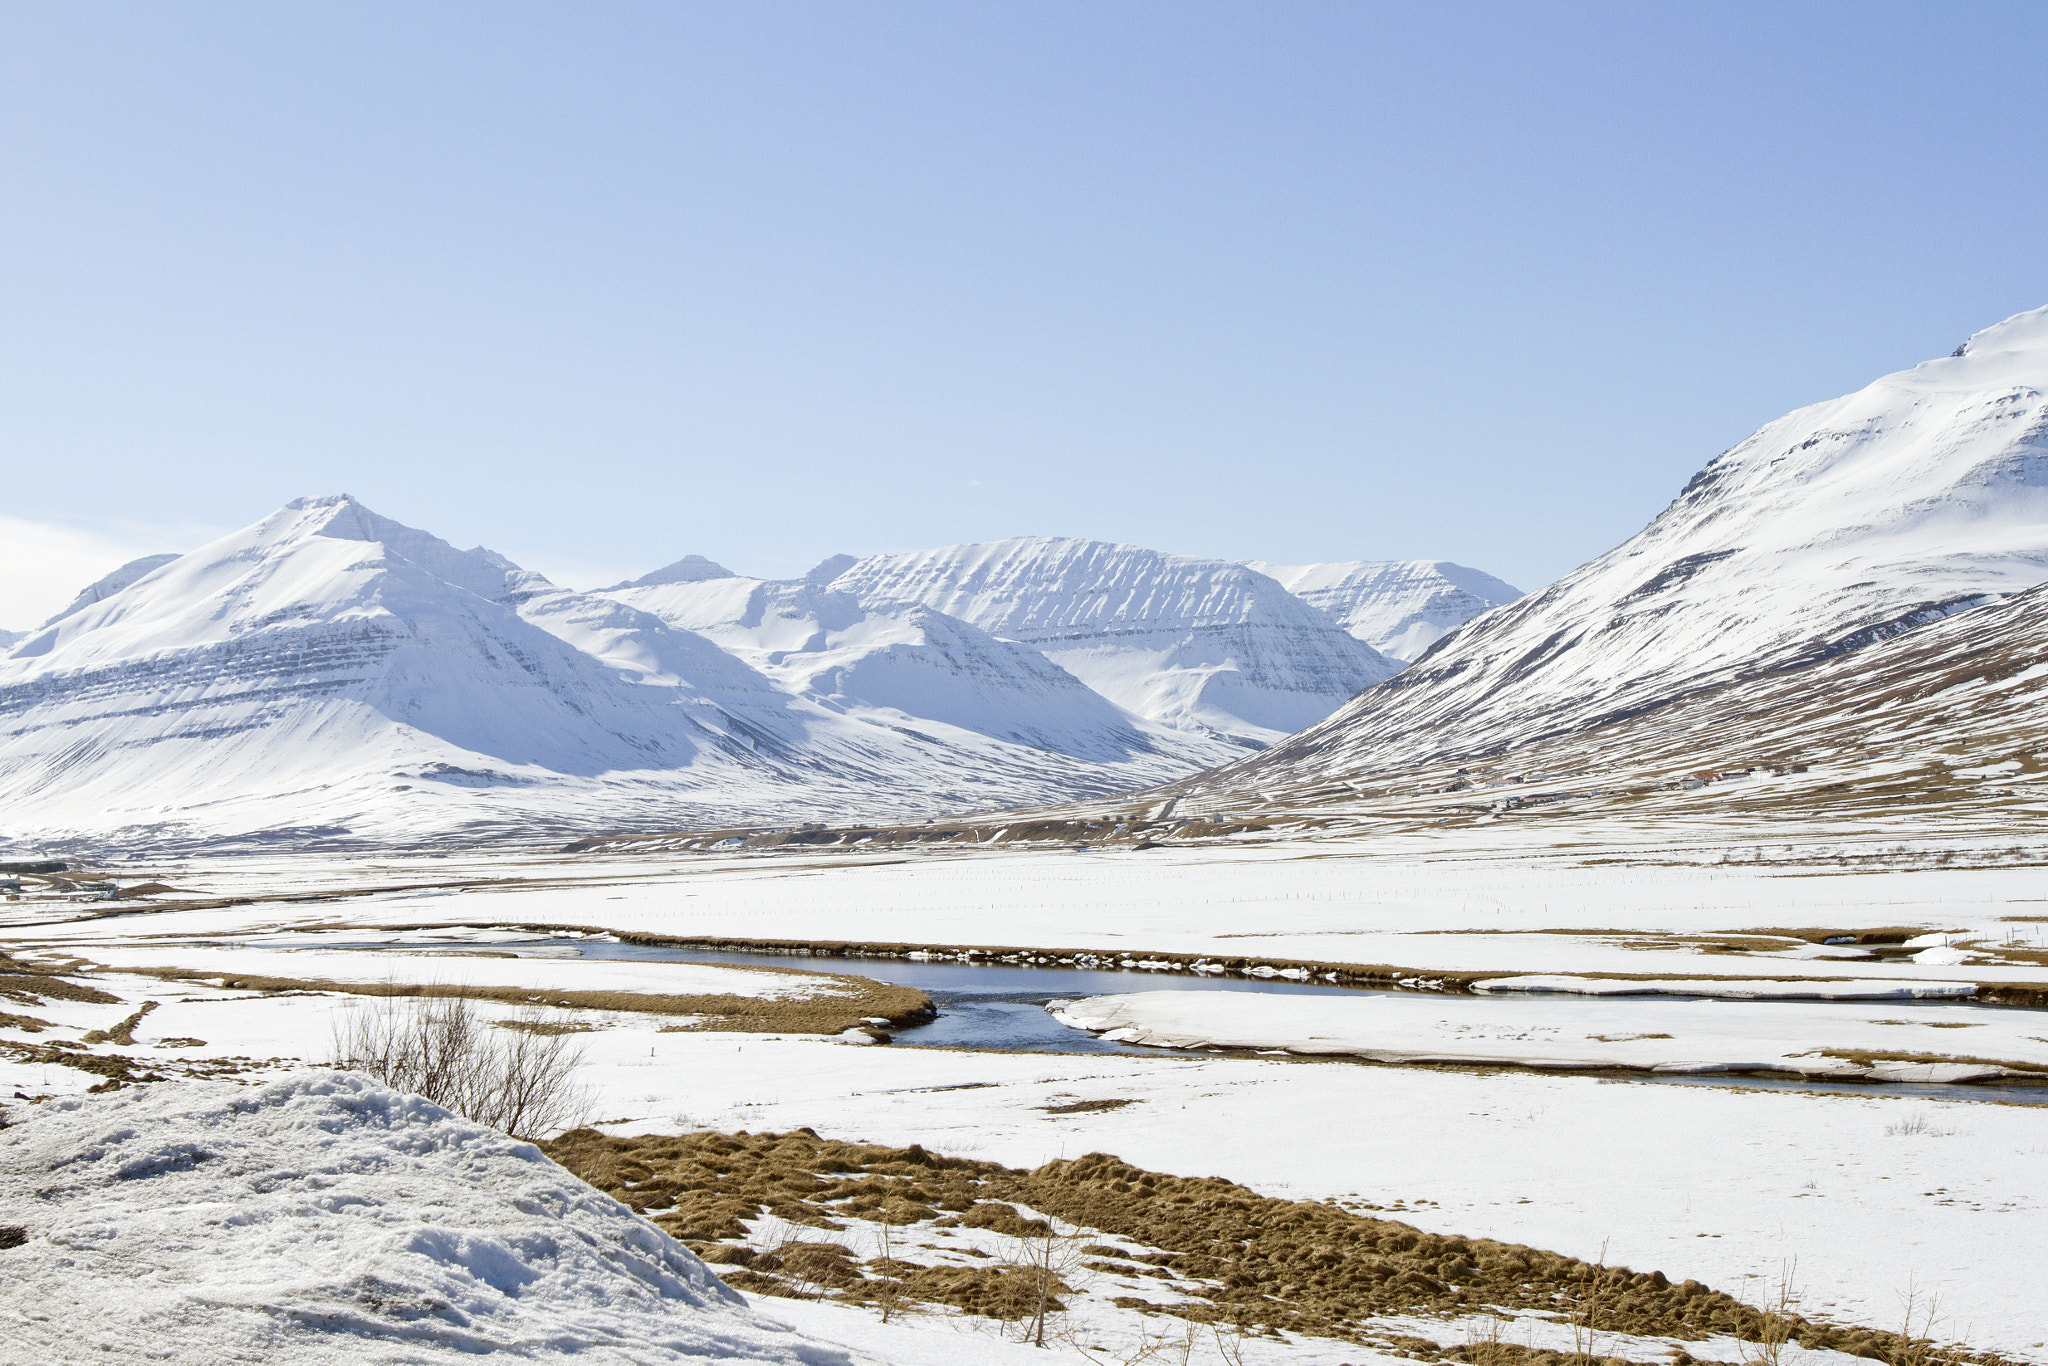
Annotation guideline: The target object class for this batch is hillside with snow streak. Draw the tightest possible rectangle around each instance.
[1205,304,2048,789]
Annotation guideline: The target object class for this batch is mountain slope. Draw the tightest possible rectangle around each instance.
[825,537,1403,744]
[1206,304,2048,790]
[1244,559,1522,660]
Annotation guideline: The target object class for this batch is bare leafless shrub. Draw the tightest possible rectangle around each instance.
[999,1222,1087,1347]
[1741,1259,1800,1366]
[1466,1310,1515,1366]
[330,993,592,1138]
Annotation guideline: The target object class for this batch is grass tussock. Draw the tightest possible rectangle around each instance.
[81,1001,156,1046]
[540,1127,2016,1363]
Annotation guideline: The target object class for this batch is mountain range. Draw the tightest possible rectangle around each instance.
[0,505,1509,848]
[10,302,2046,853]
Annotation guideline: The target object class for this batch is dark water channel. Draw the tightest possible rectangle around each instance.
[290,934,2048,1106]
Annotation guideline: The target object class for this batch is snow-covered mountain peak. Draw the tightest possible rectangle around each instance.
[1942,302,2048,367]
[1245,559,1521,661]
[603,554,737,591]
[826,536,1337,636]
[805,553,859,586]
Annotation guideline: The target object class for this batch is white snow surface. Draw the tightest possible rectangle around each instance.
[0,1072,865,1364]
[1231,303,2048,782]
[1051,989,2045,1082]
[1244,559,1522,661]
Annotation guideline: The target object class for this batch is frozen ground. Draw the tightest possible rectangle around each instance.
[5,833,2048,1361]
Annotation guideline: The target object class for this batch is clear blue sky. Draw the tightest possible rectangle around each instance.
[5,0,2047,605]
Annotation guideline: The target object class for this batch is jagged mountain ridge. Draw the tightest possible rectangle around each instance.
[1243,559,1522,661]
[823,536,1405,742]
[1195,303,2048,796]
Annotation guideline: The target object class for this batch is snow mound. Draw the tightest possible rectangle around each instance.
[0,1073,862,1364]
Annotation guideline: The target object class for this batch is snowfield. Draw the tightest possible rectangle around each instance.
[1049,988,2048,1083]
[0,1073,866,1364]
[5,833,2048,1361]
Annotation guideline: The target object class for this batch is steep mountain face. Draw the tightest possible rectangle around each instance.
[825,537,1403,743]
[1244,559,1522,660]
[1216,304,2048,787]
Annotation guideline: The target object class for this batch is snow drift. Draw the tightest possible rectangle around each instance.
[0,1072,862,1364]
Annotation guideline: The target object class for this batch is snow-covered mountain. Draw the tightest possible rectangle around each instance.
[0,500,1240,847]
[1244,559,1522,660]
[824,537,1403,743]
[1206,304,2048,791]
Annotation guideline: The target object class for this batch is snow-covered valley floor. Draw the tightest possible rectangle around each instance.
[5,830,2048,1363]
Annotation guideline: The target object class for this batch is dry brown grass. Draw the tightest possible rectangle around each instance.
[1038,1099,1139,1114]
[539,1127,2020,1363]
[111,965,933,1035]
[0,971,123,1006]
[496,1018,600,1036]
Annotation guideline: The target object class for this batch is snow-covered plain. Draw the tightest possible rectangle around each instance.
[1050,988,2048,1083]
[6,832,2048,1361]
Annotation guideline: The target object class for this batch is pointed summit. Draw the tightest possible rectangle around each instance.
[602,555,736,591]
[803,553,858,587]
